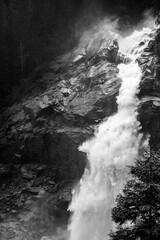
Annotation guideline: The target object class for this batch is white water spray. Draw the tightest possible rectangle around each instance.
[68,27,154,240]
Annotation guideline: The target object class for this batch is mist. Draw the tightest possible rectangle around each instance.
[67,11,156,240]
[0,1,159,240]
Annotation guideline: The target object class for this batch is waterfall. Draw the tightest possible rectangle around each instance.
[68,27,154,240]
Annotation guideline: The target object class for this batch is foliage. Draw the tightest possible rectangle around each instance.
[109,149,160,240]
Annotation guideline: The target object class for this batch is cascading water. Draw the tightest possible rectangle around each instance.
[68,27,155,240]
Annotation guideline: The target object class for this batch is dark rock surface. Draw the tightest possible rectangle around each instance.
[0,39,122,239]
[1,17,160,240]
[138,28,160,148]
[0,0,158,109]
[0,40,121,181]
[0,163,71,240]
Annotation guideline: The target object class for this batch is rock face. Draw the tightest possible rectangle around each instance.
[1,0,156,110]
[0,40,121,181]
[0,39,122,239]
[0,163,72,240]
[138,27,160,148]
[2,24,160,239]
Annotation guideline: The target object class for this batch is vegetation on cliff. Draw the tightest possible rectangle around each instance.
[110,149,160,240]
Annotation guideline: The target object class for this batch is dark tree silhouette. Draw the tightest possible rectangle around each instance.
[109,149,160,240]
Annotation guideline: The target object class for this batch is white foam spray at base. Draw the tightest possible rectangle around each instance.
[68,26,155,240]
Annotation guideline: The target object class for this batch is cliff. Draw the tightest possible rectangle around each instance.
[0,4,160,239]
[0,39,122,180]
[0,31,124,239]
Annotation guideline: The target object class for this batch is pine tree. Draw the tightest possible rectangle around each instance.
[109,149,160,240]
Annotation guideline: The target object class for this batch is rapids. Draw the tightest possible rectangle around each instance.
[68,27,155,240]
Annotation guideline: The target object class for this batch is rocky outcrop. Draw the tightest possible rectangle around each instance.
[1,0,157,110]
[0,163,72,239]
[1,17,160,240]
[0,40,121,181]
[138,27,160,148]
[0,39,122,239]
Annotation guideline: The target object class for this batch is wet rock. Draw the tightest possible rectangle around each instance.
[0,36,122,180]
[106,39,119,63]
[61,88,70,97]
[117,53,131,64]
[48,185,72,223]
[0,166,73,240]
[72,54,84,64]
[138,28,160,148]
[138,101,160,149]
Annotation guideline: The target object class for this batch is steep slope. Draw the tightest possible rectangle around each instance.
[0,16,160,240]
[68,26,156,240]
[0,39,122,180]
[0,0,157,108]
[0,30,123,240]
